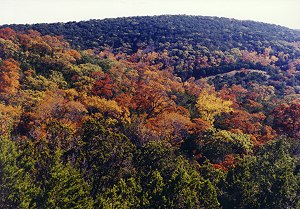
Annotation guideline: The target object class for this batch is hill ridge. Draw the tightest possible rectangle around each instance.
[3,15,300,52]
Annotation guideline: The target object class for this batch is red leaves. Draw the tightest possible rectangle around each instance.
[92,74,116,99]
[272,99,300,138]
[0,28,17,41]
[212,155,238,171]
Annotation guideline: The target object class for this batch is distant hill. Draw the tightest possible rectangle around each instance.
[3,15,300,54]
[3,15,300,80]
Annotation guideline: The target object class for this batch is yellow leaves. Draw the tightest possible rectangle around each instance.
[63,88,80,100]
[70,63,102,93]
[82,96,130,123]
[196,88,233,126]
[83,96,122,115]
[10,90,45,112]
[22,74,58,91]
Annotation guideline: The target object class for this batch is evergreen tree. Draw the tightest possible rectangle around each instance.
[0,136,34,209]
[135,141,220,209]
[144,170,166,208]
[97,177,142,209]
[221,139,300,209]
[43,149,93,209]
[165,164,220,209]
[80,118,136,198]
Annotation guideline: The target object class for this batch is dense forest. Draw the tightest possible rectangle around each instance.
[0,15,300,208]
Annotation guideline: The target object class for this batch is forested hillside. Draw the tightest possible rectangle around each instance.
[6,15,300,86]
[0,15,300,208]
[6,15,300,52]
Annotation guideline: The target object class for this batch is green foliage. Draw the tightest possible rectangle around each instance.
[0,136,36,209]
[8,15,299,54]
[201,129,253,163]
[0,38,19,59]
[97,177,141,209]
[43,149,93,209]
[143,170,166,208]
[165,166,220,209]
[80,118,136,198]
[135,141,220,208]
[134,141,177,178]
[48,70,68,89]
[199,160,226,194]
[22,73,58,91]
[221,139,300,209]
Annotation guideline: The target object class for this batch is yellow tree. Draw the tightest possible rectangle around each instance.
[82,95,131,124]
[196,88,233,126]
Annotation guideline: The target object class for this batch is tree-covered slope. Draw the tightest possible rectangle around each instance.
[4,15,300,81]
[5,15,300,53]
[0,16,300,208]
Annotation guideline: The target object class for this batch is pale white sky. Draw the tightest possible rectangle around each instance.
[1,0,300,29]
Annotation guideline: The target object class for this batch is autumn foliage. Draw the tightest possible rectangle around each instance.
[0,25,299,208]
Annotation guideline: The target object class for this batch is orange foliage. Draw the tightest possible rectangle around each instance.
[220,110,275,144]
[0,28,17,41]
[30,90,87,139]
[65,49,82,60]
[137,110,194,145]
[218,84,277,144]
[272,98,300,138]
[219,85,248,108]
[132,81,176,119]
[212,154,238,171]
[191,118,211,134]
[92,74,116,99]
[240,47,278,66]
[0,104,21,136]
[0,59,20,94]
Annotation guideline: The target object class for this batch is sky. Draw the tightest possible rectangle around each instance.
[1,0,300,29]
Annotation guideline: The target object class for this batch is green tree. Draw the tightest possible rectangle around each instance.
[97,177,142,209]
[80,118,136,198]
[201,129,253,163]
[164,162,220,209]
[135,141,220,209]
[221,139,300,209]
[134,141,177,179]
[144,170,166,208]
[0,136,35,209]
[44,149,93,209]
